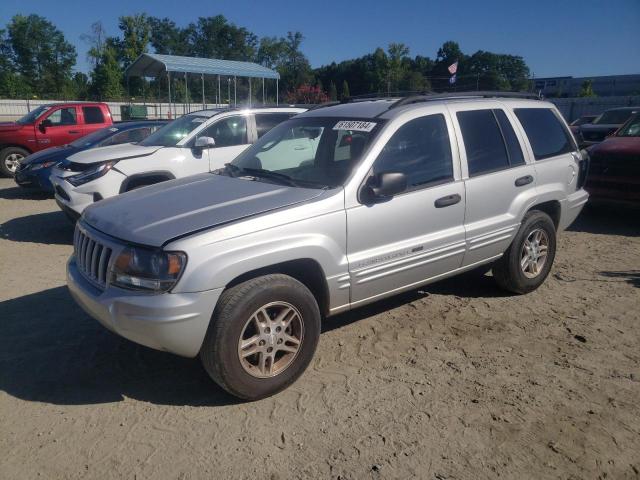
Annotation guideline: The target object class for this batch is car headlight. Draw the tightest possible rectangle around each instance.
[109,246,187,293]
[30,161,58,171]
[67,161,117,187]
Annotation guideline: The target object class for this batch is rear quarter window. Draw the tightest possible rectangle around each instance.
[514,108,574,160]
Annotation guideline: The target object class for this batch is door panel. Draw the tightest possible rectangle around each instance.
[36,106,81,148]
[208,144,251,170]
[346,112,465,305]
[347,184,466,304]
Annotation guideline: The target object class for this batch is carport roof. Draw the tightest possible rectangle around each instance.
[125,53,280,80]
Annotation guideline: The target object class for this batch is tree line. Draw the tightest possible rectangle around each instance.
[0,13,533,103]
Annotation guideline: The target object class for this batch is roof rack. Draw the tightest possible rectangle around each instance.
[387,91,540,111]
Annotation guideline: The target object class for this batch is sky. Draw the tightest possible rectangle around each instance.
[1,0,639,78]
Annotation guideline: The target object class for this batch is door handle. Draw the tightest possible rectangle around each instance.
[434,193,461,208]
[68,130,81,134]
[515,175,534,187]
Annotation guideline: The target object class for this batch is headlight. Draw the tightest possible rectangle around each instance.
[30,161,58,171]
[109,246,187,293]
[67,161,117,187]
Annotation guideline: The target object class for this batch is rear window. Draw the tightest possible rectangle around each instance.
[83,106,105,124]
[514,108,574,160]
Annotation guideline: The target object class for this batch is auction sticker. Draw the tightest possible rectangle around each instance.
[333,120,377,132]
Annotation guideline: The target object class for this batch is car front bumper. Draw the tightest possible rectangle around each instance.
[67,257,223,358]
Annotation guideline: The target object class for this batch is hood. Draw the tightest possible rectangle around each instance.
[66,142,163,165]
[0,122,25,133]
[22,145,78,165]
[83,174,326,247]
[589,136,640,157]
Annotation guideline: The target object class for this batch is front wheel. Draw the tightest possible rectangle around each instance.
[200,274,321,400]
[492,210,557,294]
[0,147,29,177]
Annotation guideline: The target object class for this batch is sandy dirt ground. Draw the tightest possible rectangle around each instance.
[1,177,639,480]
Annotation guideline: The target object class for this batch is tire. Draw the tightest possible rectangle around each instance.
[200,274,321,400]
[0,147,29,177]
[492,210,557,294]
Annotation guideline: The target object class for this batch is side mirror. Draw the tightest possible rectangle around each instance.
[39,119,52,132]
[360,172,407,203]
[194,136,215,149]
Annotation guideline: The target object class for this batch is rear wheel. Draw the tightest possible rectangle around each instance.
[200,274,321,400]
[492,210,557,294]
[0,147,29,177]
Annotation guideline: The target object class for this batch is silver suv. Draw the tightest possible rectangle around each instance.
[66,93,589,400]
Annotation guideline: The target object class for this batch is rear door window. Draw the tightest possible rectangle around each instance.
[255,113,294,138]
[514,108,574,160]
[494,110,525,166]
[198,116,248,147]
[457,110,510,176]
[82,106,105,124]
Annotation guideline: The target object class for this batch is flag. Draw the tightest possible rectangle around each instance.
[448,61,458,74]
[449,74,457,84]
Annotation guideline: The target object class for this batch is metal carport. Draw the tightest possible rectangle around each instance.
[125,53,281,117]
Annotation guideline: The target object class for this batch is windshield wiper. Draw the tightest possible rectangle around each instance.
[219,163,329,189]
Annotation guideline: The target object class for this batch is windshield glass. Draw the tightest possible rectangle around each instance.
[226,117,385,188]
[570,116,595,126]
[139,114,208,147]
[16,105,52,125]
[594,109,635,125]
[69,126,119,148]
[616,116,640,137]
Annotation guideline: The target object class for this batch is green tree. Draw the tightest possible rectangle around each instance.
[329,81,337,101]
[578,79,596,97]
[387,43,410,93]
[90,39,124,100]
[6,14,76,98]
[118,14,150,67]
[341,80,350,99]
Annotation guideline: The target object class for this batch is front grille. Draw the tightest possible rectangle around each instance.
[74,226,113,289]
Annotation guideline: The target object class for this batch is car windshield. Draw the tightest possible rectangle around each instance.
[616,116,640,137]
[139,114,208,147]
[69,126,120,148]
[224,117,385,189]
[594,109,635,125]
[16,105,52,125]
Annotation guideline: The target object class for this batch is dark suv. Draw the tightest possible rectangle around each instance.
[579,107,639,146]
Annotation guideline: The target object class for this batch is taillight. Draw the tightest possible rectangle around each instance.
[576,149,590,190]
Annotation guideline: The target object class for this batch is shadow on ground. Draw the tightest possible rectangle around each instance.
[0,286,238,407]
[0,185,53,200]
[569,207,640,237]
[0,211,74,245]
[598,270,640,288]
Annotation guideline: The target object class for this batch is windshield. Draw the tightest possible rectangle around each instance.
[616,115,640,137]
[69,126,120,148]
[570,116,595,126]
[225,117,385,188]
[16,105,52,125]
[139,114,208,147]
[594,109,636,125]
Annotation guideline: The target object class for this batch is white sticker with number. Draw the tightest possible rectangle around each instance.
[333,120,377,132]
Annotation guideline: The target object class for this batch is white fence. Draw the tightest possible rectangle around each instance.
[548,96,640,122]
[0,99,228,122]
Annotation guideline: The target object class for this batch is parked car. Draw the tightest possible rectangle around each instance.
[585,113,640,206]
[579,107,639,146]
[14,120,167,193]
[0,102,113,176]
[569,114,596,136]
[66,93,589,400]
[51,107,306,220]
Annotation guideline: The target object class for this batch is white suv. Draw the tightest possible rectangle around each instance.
[50,107,306,219]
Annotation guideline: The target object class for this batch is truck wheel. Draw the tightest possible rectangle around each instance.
[492,210,557,294]
[0,147,29,177]
[200,274,321,400]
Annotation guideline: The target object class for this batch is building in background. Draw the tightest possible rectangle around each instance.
[534,74,640,97]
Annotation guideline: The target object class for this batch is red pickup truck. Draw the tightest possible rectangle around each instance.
[0,102,113,176]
